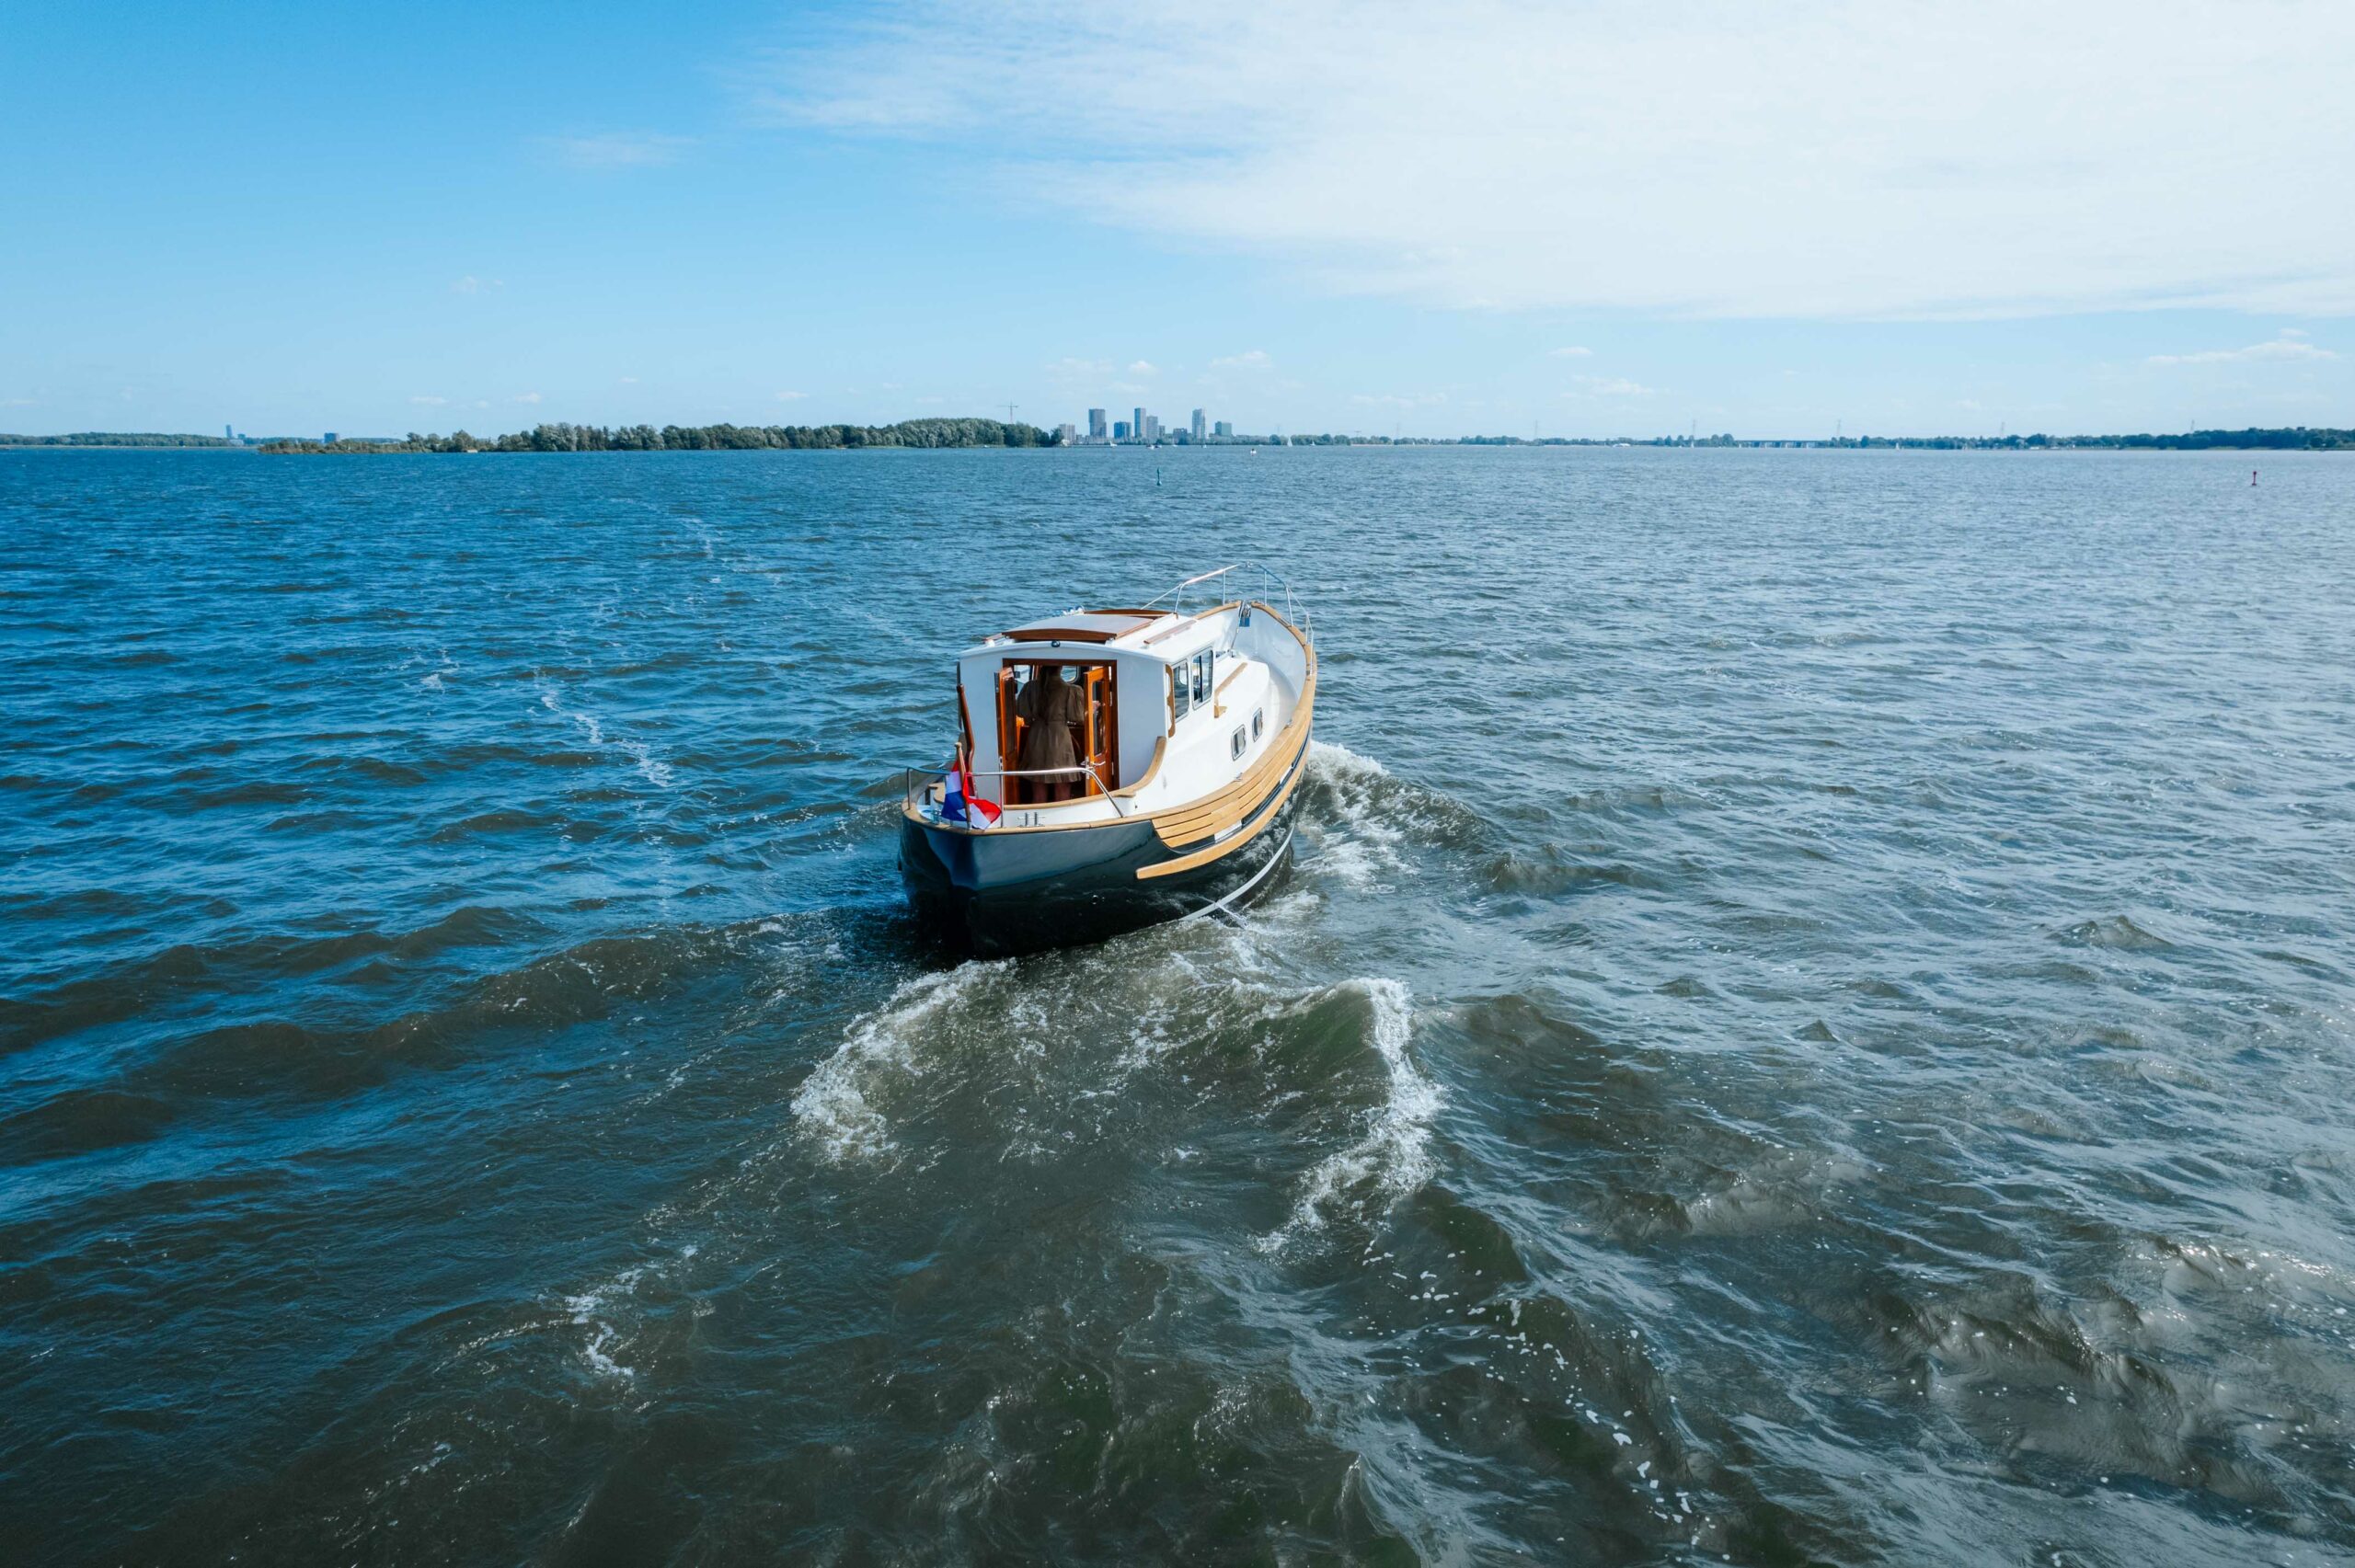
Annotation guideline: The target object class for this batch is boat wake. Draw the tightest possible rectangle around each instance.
[1262,977,1441,1251]
[788,960,1009,1164]
[1301,740,1485,888]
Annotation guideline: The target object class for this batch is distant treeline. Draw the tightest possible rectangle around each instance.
[256,418,1057,453]
[15,422,2355,453]
[0,431,240,448]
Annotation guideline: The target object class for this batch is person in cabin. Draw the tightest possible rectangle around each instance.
[1015,665,1087,801]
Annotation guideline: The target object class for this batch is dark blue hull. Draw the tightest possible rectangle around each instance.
[899,785,1300,956]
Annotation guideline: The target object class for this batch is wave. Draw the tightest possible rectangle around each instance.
[1480,845,1666,897]
[557,1242,705,1384]
[2051,913,2176,951]
[534,683,680,792]
[3,905,546,1055]
[1299,741,1490,890]
[790,960,1008,1164]
[1262,978,1442,1250]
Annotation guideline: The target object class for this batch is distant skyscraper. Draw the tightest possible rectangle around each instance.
[1213,420,1232,438]
[1143,414,1161,441]
[323,432,337,443]
[224,423,233,441]
[1087,407,1107,441]
[1113,420,1131,441]
[1055,422,1076,444]
[1132,406,1145,441]
[1190,408,1206,441]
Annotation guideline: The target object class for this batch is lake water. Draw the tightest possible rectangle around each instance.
[4,445,2352,1565]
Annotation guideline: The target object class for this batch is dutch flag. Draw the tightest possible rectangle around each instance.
[943,745,1000,828]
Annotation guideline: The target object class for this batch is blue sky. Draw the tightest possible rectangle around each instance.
[5,1,2351,440]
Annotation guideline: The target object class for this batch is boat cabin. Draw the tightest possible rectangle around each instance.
[948,598,1310,821]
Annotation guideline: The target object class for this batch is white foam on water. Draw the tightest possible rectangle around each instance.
[1311,738,1390,784]
[619,738,676,790]
[557,705,677,789]
[1262,978,1442,1251]
[1306,741,1408,888]
[565,1263,651,1380]
[791,962,1005,1163]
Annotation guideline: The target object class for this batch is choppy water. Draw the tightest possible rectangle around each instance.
[5,445,2353,1565]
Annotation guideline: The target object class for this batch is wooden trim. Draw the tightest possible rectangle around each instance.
[1141,612,1202,647]
[1150,618,1315,847]
[1212,657,1250,716]
[1140,601,1240,647]
[1005,625,1121,644]
[1112,734,1166,798]
[1153,719,1310,849]
[1137,743,1307,880]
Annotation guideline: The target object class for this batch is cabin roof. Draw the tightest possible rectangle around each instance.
[959,604,1242,663]
[999,611,1166,646]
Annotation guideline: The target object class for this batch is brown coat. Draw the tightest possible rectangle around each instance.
[1015,674,1086,773]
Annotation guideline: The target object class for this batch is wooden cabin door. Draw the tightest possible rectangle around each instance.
[1083,664,1117,795]
[995,666,1026,803]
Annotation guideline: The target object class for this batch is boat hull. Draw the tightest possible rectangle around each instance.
[899,778,1300,956]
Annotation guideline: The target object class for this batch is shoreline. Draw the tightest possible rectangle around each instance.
[7,420,2353,453]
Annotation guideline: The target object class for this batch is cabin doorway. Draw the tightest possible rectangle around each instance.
[997,660,1117,804]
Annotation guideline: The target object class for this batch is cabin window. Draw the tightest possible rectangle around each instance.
[1171,662,1190,722]
[1251,707,1264,740]
[1231,727,1246,761]
[1190,650,1212,708]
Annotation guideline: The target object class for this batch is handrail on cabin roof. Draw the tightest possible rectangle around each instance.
[1142,563,1311,636]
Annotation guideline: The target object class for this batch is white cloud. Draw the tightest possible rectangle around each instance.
[618,375,639,384]
[408,395,448,406]
[775,389,810,400]
[2146,334,2338,365]
[758,3,2355,320]
[514,392,544,405]
[449,275,506,295]
[1548,346,1593,359]
[1210,349,1272,370]
[1127,360,1158,375]
[1565,375,1655,397]
[543,132,695,170]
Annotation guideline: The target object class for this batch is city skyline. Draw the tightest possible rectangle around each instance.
[3,3,2350,439]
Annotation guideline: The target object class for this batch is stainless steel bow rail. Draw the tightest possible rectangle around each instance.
[1141,562,1312,639]
[901,761,1131,819]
